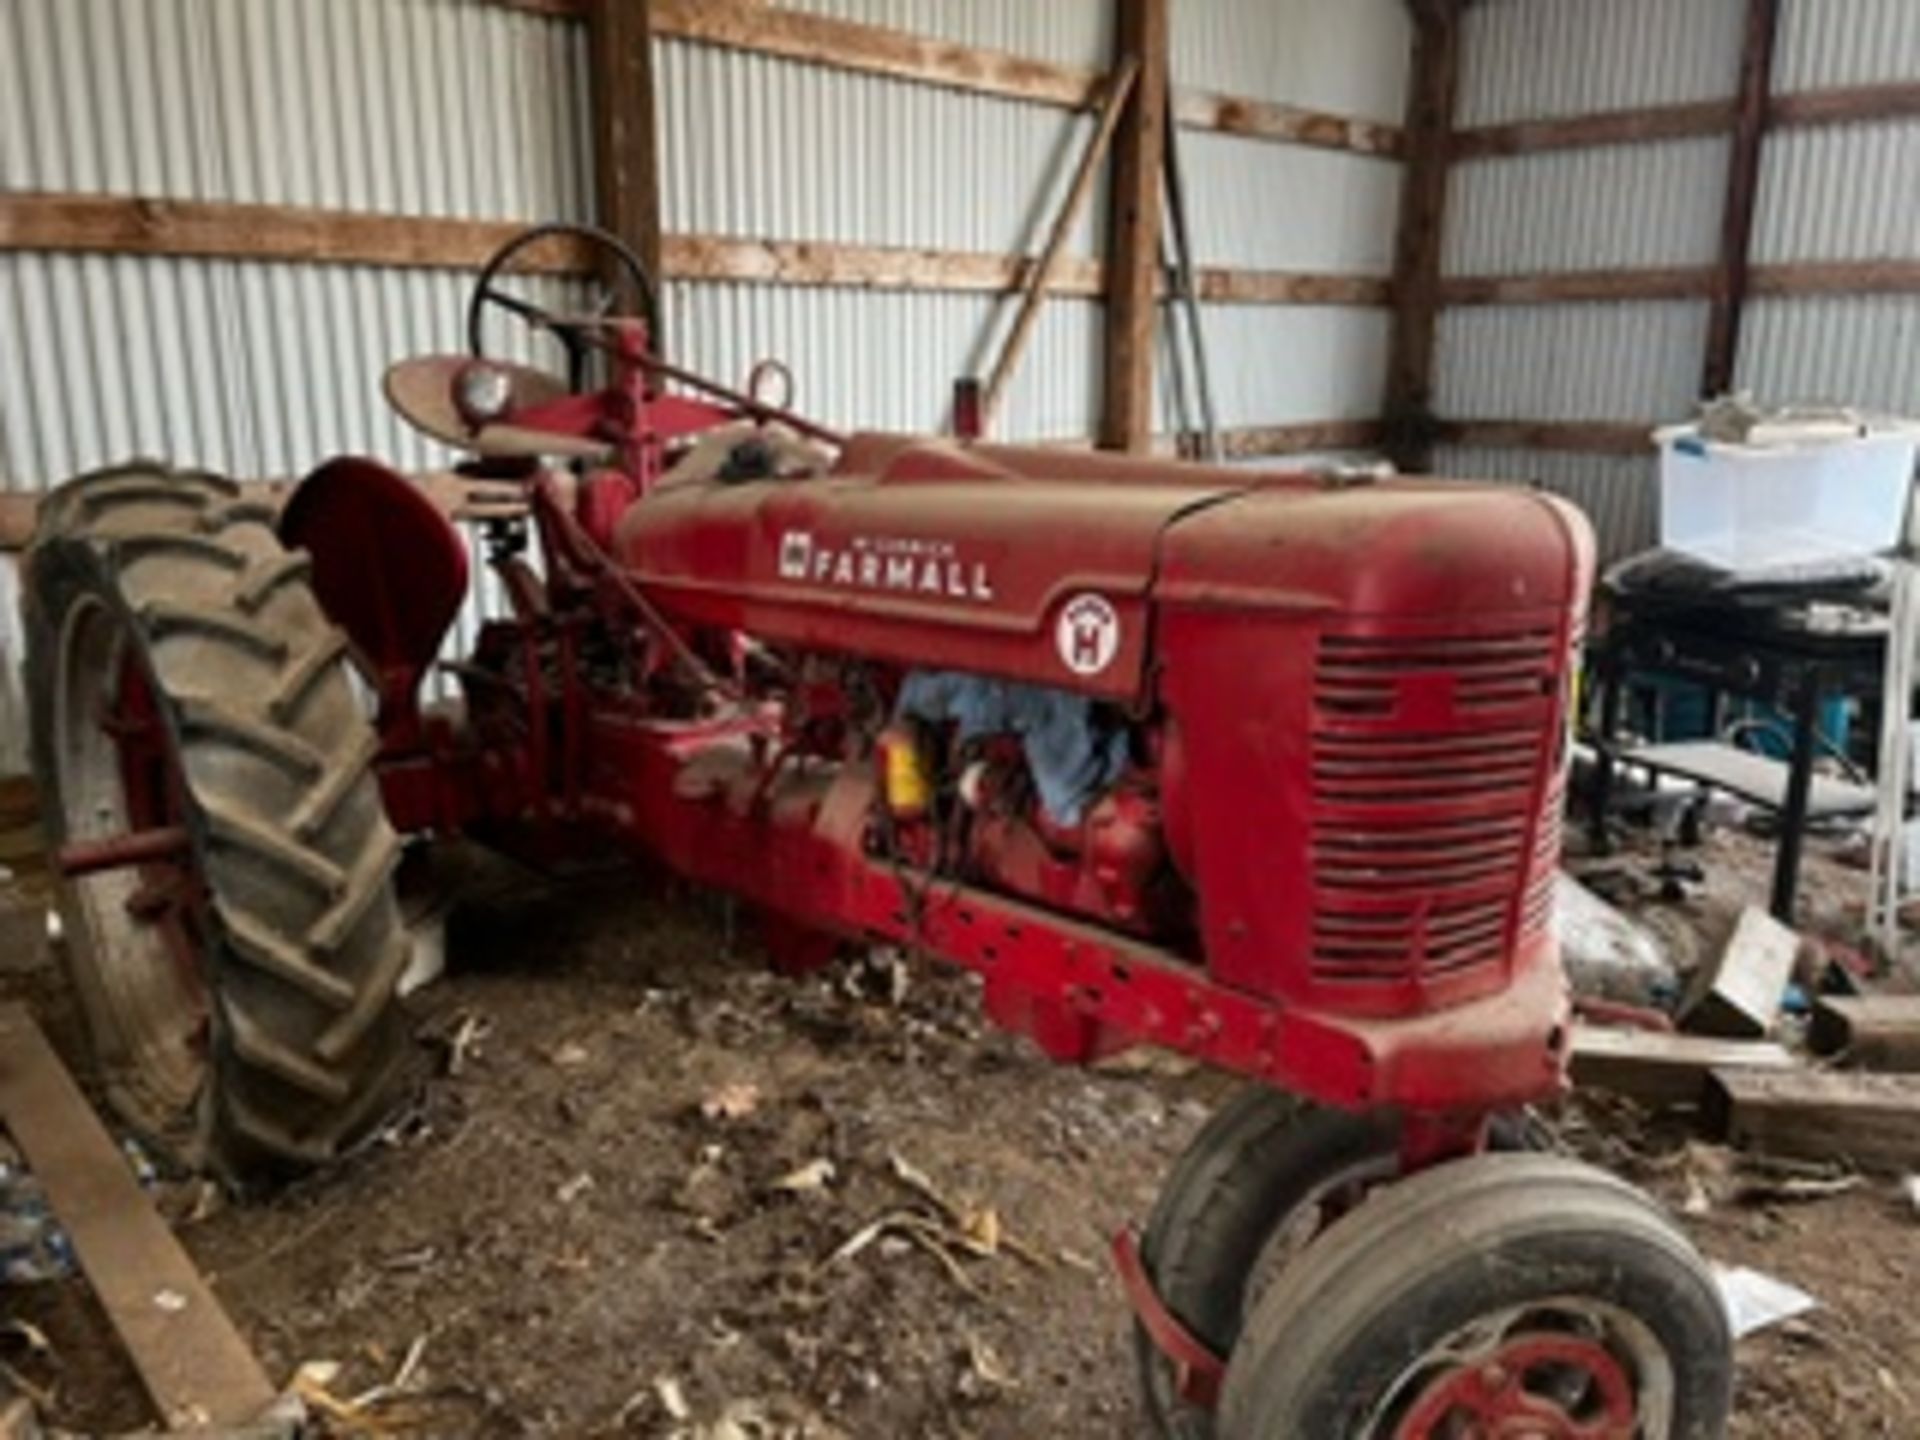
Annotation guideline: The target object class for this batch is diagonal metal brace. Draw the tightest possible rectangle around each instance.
[1111,1228,1226,1410]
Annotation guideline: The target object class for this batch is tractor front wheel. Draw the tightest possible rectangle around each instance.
[1216,1152,1734,1439]
[26,463,414,1183]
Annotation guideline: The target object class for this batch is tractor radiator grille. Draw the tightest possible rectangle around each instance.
[1310,626,1564,999]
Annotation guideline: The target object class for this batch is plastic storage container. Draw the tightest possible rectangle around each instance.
[1658,424,1920,570]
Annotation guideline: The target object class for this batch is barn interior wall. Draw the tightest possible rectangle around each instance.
[1432,0,1920,565]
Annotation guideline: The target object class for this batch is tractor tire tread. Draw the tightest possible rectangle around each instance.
[26,461,413,1182]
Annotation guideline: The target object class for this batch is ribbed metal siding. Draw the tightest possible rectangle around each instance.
[655,38,1106,259]
[774,0,1112,70]
[1432,446,1660,567]
[1752,122,1920,264]
[1173,0,1411,123]
[1201,307,1391,431]
[1457,0,1746,126]
[1776,0,1920,89]
[1436,304,1709,425]
[661,280,1101,442]
[1180,134,1401,273]
[1446,139,1732,275]
[0,0,591,494]
[2,0,590,214]
[1738,297,1920,416]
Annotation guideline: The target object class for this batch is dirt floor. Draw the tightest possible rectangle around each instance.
[4,822,1920,1438]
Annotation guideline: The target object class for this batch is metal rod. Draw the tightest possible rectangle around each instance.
[1161,79,1219,462]
[57,826,192,879]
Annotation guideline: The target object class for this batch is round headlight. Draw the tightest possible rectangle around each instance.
[453,361,514,426]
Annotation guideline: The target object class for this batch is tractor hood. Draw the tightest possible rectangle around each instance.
[616,438,1243,701]
[615,434,1592,703]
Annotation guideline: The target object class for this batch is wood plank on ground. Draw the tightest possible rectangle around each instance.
[1809,995,1920,1072]
[0,1004,276,1428]
[1570,1025,1796,1108]
[1709,1066,1920,1172]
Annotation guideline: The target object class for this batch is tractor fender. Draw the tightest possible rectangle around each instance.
[279,457,469,731]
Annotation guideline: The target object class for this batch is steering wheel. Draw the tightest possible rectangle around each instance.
[466,222,661,389]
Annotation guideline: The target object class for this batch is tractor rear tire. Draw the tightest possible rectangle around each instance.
[25,462,415,1184]
[1216,1153,1734,1439]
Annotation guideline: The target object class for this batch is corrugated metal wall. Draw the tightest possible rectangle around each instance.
[0,0,593,488]
[1437,0,1920,567]
[1170,0,1406,438]
[1435,0,1742,564]
[1742,3,1920,419]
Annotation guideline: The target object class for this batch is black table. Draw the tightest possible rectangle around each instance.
[1587,591,1888,923]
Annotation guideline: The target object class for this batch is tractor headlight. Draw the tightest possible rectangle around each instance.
[453,361,514,426]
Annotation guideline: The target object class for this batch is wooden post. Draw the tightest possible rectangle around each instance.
[587,0,662,290]
[1098,0,1169,454]
[1383,0,1463,473]
[1701,0,1781,398]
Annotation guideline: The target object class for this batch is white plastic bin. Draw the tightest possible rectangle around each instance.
[1658,423,1920,570]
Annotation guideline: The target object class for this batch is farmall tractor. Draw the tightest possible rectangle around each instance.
[25,225,1733,1437]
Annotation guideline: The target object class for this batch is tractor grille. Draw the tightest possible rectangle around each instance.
[1310,626,1563,998]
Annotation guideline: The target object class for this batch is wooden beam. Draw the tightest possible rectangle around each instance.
[1197,269,1393,306]
[1452,83,1920,163]
[1751,259,1920,297]
[0,192,589,272]
[1219,419,1387,458]
[1171,89,1405,158]
[1098,0,1169,455]
[0,1005,277,1427]
[1570,1024,1796,1109]
[654,0,1099,109]
[1382,0,1464,471]
[1432,420,1656,455]
[0,194,1392,309]
[1710,1066,1920,1172]
[664,233,1104,295]
[1702,0,1782,398]
[1771,81,1920,127]
[1452,101,1737,160]
[1441,266,1716,306]
[586,0,662,287]
[1809,995,1920,1072]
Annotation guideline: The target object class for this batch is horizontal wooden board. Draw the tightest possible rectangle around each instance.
[1432,420,1656,455]
[1454,82,1920,160]
[0,193,586,272]
[1441,267,1717,306]
[1570,1024,1796,1108]
[1172,89,1404,157]
[1439,260,1920,308]
[0,196,1388,312]
[1453,100,1737,160]
[1710,1066,1920,1172]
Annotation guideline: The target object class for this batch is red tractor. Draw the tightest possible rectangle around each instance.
[25,225,1732,1437]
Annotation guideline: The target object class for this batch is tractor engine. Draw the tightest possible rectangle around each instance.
[617,432,1593,1037]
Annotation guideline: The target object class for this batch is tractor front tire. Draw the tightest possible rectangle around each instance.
[1134,1087,1400,1438]
[1216,1152,1734,1439]
[26,462,414,1183]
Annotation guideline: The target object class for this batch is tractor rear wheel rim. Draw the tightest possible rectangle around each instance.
[1384,1301,1666,1440]
[53,596,211,1111]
